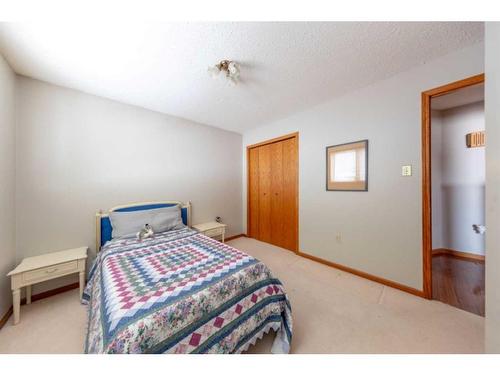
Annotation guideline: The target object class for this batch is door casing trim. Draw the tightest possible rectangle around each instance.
[421,73,485,299]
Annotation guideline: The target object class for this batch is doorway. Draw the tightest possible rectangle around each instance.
[247,132,299,252]
[422,74,485,316]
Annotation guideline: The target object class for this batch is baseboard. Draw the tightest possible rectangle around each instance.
[297,251,426,298]
[0,306,14,331]
[432,248,485,262]
[225,233,247,241]
[0,282,79,330]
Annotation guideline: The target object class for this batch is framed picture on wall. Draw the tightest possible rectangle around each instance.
[326,139,368,191]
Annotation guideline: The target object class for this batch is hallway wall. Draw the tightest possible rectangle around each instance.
[431,101,485,255]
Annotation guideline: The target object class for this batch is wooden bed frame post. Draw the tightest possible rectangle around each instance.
[186,201,192,228]
[95,210,103,253]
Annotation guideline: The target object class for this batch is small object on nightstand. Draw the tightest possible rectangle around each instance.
[193,221,227,243]
[7,246,88,325]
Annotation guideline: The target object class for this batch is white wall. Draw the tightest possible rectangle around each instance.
[485,22,500,354]
[15,77,243,293]
[242,43,484,290]
[0,53,16,317]
[432,102,485,255]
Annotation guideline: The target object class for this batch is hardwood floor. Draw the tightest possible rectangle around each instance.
[432,254,485,316]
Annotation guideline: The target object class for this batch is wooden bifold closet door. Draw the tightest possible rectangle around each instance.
[247,134,298,252]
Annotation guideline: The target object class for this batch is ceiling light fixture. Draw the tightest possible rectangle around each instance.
[208,60,240,85]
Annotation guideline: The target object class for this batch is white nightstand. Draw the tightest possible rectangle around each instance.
[7,247,88,325]
[192,221,227,242]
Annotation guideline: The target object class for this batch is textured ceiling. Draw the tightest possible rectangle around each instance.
[0,22,484,133]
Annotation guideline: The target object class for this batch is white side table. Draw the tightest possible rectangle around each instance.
[7,247,88,325]
[192,221,227,242]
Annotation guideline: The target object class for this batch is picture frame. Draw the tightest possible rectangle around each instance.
[326,139,368,191]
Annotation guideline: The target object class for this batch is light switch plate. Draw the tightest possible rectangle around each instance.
[402,165,412,176]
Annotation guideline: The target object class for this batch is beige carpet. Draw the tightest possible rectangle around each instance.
[0,237,484,354]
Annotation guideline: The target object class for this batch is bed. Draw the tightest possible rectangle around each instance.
[83,201,292,354]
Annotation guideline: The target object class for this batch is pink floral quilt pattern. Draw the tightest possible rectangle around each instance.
[83,228,292,353]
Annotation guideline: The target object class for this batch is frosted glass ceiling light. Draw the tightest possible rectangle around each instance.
[208,60,240,85]
[207,65,221,78]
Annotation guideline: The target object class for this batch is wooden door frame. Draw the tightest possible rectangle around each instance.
[421,73,485,299]
[246,132,299,253]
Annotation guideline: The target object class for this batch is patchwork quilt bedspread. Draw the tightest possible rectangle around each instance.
[82,227,292,354]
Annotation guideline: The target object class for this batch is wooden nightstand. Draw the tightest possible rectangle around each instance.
[7,247,88,325]
[192,221,227,242]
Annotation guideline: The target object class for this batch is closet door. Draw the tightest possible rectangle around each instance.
[257,144,272,243]
[270,141,285,248]
[281,137,298,252]
[247,134,298,252]
[248,147,260,238]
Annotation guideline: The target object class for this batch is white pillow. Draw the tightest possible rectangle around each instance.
[109,205,185,239]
